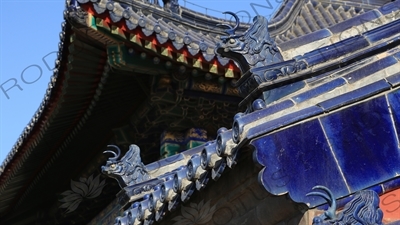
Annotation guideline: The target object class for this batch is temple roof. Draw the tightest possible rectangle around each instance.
[0,0,398,224]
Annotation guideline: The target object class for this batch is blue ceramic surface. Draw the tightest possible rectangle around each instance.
[320,95,400,192]
[263,81,306,104]
[247,106,324,141]
[280,29,332,51]
[301,36,370,66]
[329,9,381,34]
[318,79,391,111]
[293,78,346,103]
[387,89,400,145]
[253,93,400,207]
[365,19,400,43]
[379,1,400,15]
[392,50,400,61]
[343,57,397,84]
[252,119,349,206]
[387,72,400,87]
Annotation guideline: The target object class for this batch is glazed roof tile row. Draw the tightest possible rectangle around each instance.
[72,0,389,75]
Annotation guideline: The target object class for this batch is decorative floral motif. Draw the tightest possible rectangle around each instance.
[59,174,106,213]
[171,200,217,225]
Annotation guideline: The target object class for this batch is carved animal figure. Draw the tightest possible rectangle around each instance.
[102,144,150,188]
[162,0,180,14]
[308,186,384,225]
[215,12,284,73]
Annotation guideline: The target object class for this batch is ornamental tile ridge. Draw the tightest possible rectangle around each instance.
[76,0,223,42]
[77,0,242,35]
[0,1,73,179]
[75,1,241,76]
[231,46,400,147]
[100,127,239,224]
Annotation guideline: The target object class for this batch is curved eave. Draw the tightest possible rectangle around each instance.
[0,23,71,182]
[0,6,108,215]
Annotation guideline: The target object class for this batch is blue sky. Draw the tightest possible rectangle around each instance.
[0,0,280,164]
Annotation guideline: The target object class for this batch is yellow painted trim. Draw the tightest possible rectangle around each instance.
[161,47,172,58]
[145,40,156,51]
[87,14,97,30]
[193,58,203,69]
[176,53,187,63]
[209,64,218,74]
[225,68,235,78]
[129,33,141,44]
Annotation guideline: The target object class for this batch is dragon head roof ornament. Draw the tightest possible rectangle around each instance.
[102,144,150,188]
[307,186,384,225]
[215,12,284,73]
[215,12,308,109]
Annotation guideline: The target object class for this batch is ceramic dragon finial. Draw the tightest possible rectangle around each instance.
[102,144,150,188]
[215,12,284,73]
[307,185,384,225]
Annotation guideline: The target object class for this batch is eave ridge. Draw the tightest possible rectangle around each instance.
[75,0,294,42]
[72,0,300,64]
[99,130,237,225]
[74,0,241,77]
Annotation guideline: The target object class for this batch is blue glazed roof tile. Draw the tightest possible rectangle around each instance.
[386,72,400,87]
[393,50,400,61]
[343,56,398,84]
[317,79,391,112]
[246,106,324,141]
[264,81,307,105]
[279,29,332,52]
[365,19,400,43]
[233,100,295,141]
[379,0,400,15]
[252,118,350,205]
[320,95,400,192]
[387,89,400,148]
[339,36,400,64]
[329,9,382,34]
[300,35,370,66]
[292,78,347,104]
[93,1,107,14]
